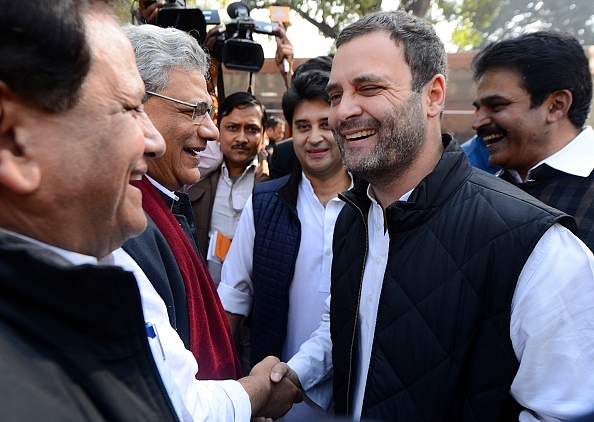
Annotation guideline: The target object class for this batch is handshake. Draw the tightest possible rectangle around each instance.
[239,357,303,421]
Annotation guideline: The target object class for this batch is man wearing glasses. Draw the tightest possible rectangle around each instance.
[121,24,243,382]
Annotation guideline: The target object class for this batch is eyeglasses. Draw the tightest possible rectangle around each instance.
[146,91,214,124]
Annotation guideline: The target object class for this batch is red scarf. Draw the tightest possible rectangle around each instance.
[132,177,242,380]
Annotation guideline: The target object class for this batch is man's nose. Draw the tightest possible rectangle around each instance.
[472,108,491,131]
[142,112,165,158]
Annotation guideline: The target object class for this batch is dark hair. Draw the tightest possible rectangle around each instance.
[266,115,285,129]
[217,91,267,129]
[0,0,106,112]
[336,11,447,93]
[282,70,331,125]
[472,30,592,127]
[293,55,333,78]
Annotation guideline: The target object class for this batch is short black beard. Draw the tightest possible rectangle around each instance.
[337,91,427,188]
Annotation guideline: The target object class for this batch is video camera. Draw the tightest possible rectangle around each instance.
[154,0,220,45]
[211,2,280,73]
[152,0,277,73]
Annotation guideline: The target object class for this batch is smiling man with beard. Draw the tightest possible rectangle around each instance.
[271,10,594,422]
[471,31,594,251]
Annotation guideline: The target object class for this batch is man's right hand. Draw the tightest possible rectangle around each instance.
[270,361,301,389]
[239,356,302,420]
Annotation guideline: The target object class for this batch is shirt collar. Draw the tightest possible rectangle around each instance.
[301,171,355,203]
[366,184,414,233]
[145,174,179,202]
[0,228,100,265]
[501,126,594,182]
[221,155,259,179]
[366,184,414,205]
[539,126,594,177]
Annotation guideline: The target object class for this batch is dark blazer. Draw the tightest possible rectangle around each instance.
[269,138,299,179]
[0,231,179,421]
[123,215,190,350]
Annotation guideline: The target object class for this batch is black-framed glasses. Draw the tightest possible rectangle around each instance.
[146,91,214,124]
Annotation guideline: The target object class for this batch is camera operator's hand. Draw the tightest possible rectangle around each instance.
[273,25,294,86]
[139,0,165,24]
[204,24,226,96]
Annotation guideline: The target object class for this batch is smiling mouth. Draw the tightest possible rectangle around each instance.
[308,148,328,154]
[479,129,508,145]
[184,147,201,156]
[345,129,377,141]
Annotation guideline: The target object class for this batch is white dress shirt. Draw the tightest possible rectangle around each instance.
[290,186,594,421]
[218,173,349,421]
[208,158,258,285]
[500,125,594,183]
[109,249,252,422]
[11,232,253,422]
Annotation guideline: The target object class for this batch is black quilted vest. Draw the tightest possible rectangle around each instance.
[330,135,575,421]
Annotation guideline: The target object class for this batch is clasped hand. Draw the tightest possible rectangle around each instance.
[242,356,303,421]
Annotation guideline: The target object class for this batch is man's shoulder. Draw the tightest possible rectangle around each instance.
[123,216,172,261]
[466,168,575,228]
[187,167,221,202]
[253,174,290,195]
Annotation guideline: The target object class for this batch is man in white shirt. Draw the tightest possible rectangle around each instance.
[471,30,594,251]
[272,11,594,422]
[218,68,350,421]
[189,92,270,285]
[0,3,300,420]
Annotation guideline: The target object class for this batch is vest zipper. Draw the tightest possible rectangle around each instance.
[339,193,369,417]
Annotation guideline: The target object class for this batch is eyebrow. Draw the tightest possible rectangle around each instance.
[327,74,390,94]
[473,94,508,108]
[326,81,339,94]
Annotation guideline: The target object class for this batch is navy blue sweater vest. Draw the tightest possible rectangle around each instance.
[500,164,594,251]
[250,167,302,366]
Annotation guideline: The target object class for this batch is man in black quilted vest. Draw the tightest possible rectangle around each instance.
[471,31,594,251]
[271,10,594,422]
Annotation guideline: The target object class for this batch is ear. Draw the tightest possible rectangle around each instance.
[545,89,573,123]
[425,74,446,119]
[0,81,42,194]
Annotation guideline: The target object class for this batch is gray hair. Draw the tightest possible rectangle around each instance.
[122,24,210,93]
[337,11,447,93]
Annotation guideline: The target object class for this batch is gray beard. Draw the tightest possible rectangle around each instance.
[338,92,427,188]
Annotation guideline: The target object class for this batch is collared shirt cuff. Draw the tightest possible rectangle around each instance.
[217,282,253,316]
